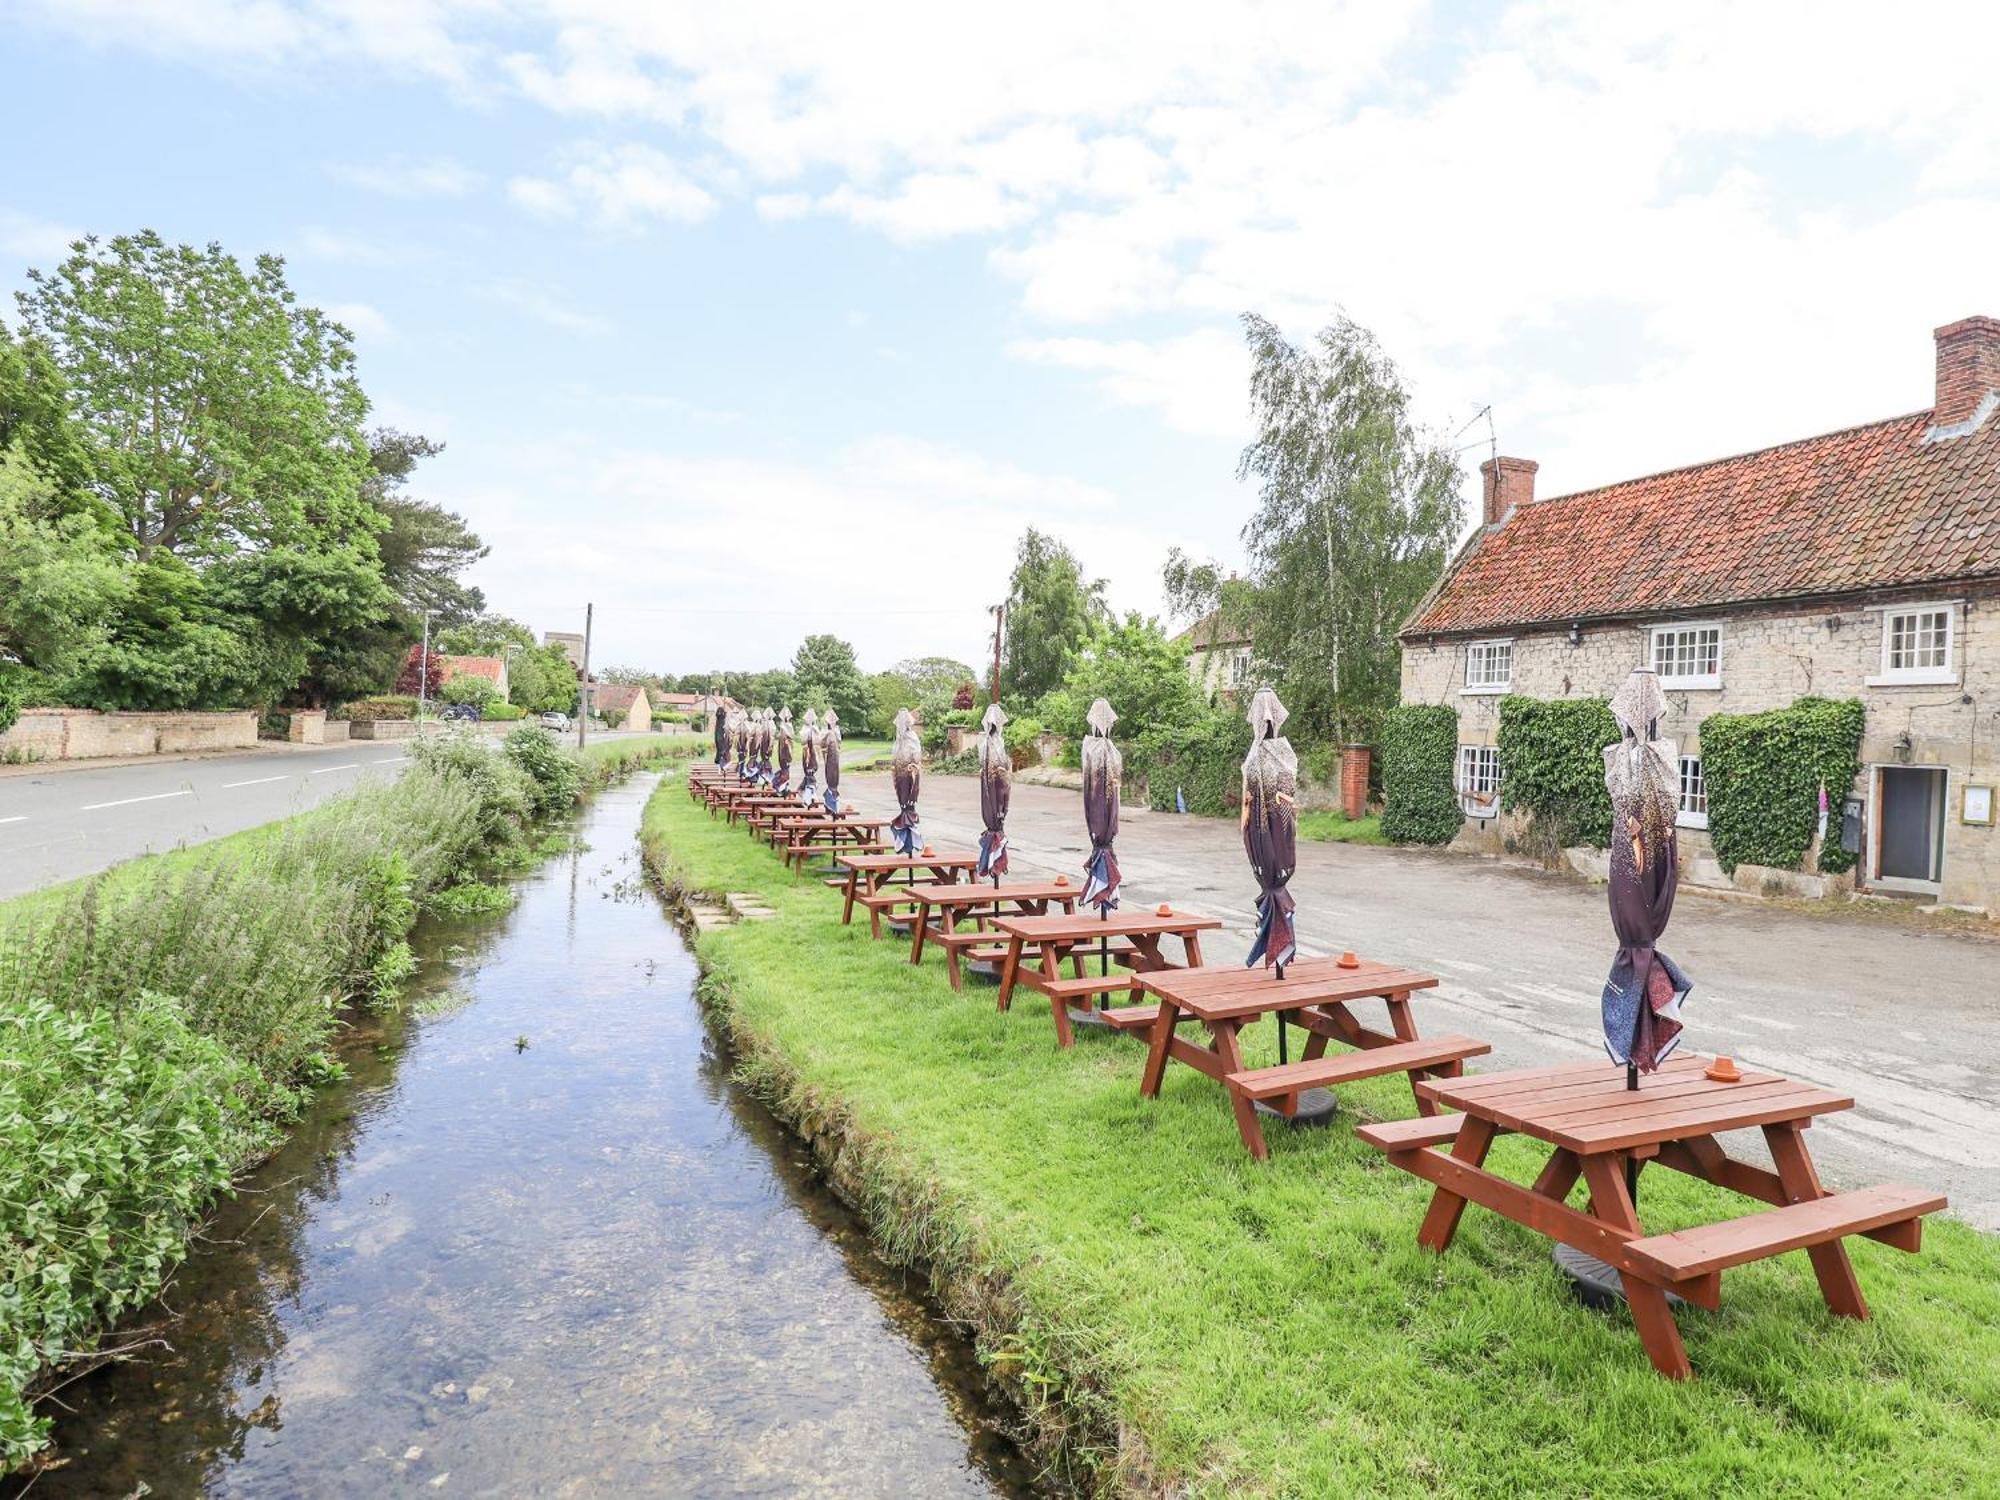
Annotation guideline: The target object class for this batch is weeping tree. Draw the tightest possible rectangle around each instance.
[1172,313,1462,742]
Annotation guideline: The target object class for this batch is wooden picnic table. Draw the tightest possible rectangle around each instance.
[780,816,890,871]
[993,907,1222,1047]
[906,879,1084,989]
[726,794,799,826]
[1134,955,1489,1161]
[1358,1055,1947,1379]
[833,852,980,936]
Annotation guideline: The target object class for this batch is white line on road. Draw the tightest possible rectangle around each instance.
[80,789,193,811]
[0,815,25,825]
[308,763,362,775]
[222,775,290,789]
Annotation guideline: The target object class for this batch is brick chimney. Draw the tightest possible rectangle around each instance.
[1480,456,1537,527]
[1932,316,2000,433]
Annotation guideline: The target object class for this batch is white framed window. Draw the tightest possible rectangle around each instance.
[1228,647,1253,688]
[1462,638,1513,694]
[1677,755,1708,830]
[1458,744,1501,817]
[1650,623,1721,690]
[1869,604,1957,686]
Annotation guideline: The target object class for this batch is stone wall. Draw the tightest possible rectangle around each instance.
[0,709,258,763]
[348,718,418,741]
[1399,583,2000,907]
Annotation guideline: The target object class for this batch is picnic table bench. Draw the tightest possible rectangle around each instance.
[724,794,798,826]
[780,817,890,872]
[905,879,1084,988]
[833,852,980,937]
[993,907,1221,1047]
[1358,1055,1946,1379]
[1134,955,1487,1161]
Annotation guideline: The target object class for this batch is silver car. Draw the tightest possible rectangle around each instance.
[539,711,571,731]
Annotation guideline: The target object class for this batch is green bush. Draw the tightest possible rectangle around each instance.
[1140,707,1243,816]
[411,729,536,848]
[1002,714,1044,770]
[1701,697,1865,875]
[504,725,585,817]
[334,694,419,722]
[440,673,498,712]
[1380,704,1461,844]
[485,701,525,721]
[1497,696,1617,851]
[0,671,25,736]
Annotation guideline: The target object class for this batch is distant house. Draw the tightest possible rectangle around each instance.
[543,631,587,671]
[1175,611,1255,698]
[654,691,704,716]
[1399,315,2000,909]
[590,682,652,732]
[436,654,509,701]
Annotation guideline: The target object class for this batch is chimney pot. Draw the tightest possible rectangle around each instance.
[1480,456,1537,527]
[1932,316,2000,433]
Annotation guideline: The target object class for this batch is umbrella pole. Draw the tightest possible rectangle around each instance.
[1626,1061,1641,1202]
[1275,957,1288,1065]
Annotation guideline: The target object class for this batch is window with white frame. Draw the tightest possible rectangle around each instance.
[1462,638,1513,693]
[1458,744,1502,817]
[1651,623,1721,689]
[1871,604,1956,685]
[1228,647,1253,688]
[1677,755,1708,829]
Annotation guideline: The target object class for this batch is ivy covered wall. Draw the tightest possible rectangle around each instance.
[1701,697,1866,875]
[1496,695,1617,851]
[1380,704,1460,844]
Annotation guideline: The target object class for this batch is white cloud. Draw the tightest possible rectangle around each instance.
[324,300,394,343]
[508,143,714,229]
[0,209,81,264]
[478,277,609,334]
[294,225,433,266]
[1010,329,1250,440]
[329,155,484,198]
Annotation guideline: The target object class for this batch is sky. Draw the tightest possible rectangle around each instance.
[4,0,1998,677]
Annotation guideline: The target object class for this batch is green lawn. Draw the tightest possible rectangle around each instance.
[643,781,2000,1498]
[1297,808,1390,845]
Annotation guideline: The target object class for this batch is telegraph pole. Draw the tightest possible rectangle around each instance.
[989,603,1004,704]
[418,609,435,721]
[576,602,593,750]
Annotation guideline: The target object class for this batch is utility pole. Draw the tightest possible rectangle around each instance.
[576,602,593,751]
[418,609,435,722]
[989,603,1004,704]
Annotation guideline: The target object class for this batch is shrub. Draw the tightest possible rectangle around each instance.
[485,701,526,721]
[335,695,419,722]
[1140,706,1243,816]
[504,725,585,817]
[441,673,498,711]
[411,729,536,847]
[1497,695,1617,852]
[1380,704,1461,844]
[1701,697,1865,875]
[0,671,25,735]
[1002,714,1044,770]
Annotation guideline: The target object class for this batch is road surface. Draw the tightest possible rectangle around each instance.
[846,767,2000,1231]
[0,743,416,898]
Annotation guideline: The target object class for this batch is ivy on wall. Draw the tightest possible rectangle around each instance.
[1141,710,1244,816]
[1380,704,1461,844]
[1497,695,1617,851]
[1701,696,1866,875]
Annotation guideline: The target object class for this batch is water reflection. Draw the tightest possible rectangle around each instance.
[19,777,1035,1498]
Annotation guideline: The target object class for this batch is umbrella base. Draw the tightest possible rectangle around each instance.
[1554,1245,1687,1311]
[1066,1004,1119,1032]
[1253,1088,1338,1128]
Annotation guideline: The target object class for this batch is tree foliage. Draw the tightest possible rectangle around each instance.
[1042,613,1200,747]
[1001,528,1107,702]
[1380,704,1462,844]
[790,633,872,727]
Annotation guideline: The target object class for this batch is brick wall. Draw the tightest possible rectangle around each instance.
[0,709,258,762]
[1399,584,2000,908]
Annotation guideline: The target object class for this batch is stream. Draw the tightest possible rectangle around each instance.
[21,775,1037,1498]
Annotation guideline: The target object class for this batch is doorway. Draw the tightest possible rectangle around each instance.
[1873,766,1946,889]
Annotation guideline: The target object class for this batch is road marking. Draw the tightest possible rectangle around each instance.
[222,775,290,789]
[309,763,362,775]
[0,815,26,825]
[80,789,192,811]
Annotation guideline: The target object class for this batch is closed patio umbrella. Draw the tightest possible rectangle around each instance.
[772,707,794,796]
[1602,667,1692,1077]
[1242,686,1298,978]
[712,701,729,768]
[730,706,749,778]
[976,703,1010,884]
[756,707,775,784]
[797,708,820,805]
[889,707,922,854]
[822,709,843,814]
[1080,697,1122,915]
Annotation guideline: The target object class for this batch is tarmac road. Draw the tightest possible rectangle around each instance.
[846,766,2000,1231]
[0,743,417,899]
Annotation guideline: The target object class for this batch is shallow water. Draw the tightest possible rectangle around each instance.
[21,776,1036,1498]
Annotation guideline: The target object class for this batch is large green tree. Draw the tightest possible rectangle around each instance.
[1044,613,1201,745]
[790,634,871,727]
[1000,528,1106,703]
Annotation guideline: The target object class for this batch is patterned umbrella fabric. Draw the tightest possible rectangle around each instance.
[797,708,820,804]
[730,706,750,778]
[772,707,794,796]
[712,700,729,768]
[756,707,776,784]
[1241,687,1299,974]
[1601,668,1693,1072]
[976,703,1011,881]
[821,709,843,814]
[1079,698,1122,913]
[889,708,923,855]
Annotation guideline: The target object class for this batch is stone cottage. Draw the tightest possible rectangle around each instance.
[1399,316,2000,910]
[1175,610,1255,698]
[589,682,653,732]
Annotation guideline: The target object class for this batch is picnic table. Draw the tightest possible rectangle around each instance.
[726,794,799,826]
[906,879,1084,989]
[779,816,891,872]
[1358,1055,1947,1379]
[992,907,1221,1047]
[1134,955,1489,1161]
[834,852,980,937]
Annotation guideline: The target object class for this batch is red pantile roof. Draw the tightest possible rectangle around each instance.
[1404,410,2000,638]
[436,654,506,685]
[593,683,646,715]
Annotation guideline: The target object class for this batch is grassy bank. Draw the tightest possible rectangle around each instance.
[0,730,692,1467]
[1297,808,1389,845]
[641,780,2000,1498]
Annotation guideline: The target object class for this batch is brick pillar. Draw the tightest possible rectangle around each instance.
[1340,744,1371,821]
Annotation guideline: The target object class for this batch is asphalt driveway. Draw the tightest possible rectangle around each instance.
[845,767,2000,1231]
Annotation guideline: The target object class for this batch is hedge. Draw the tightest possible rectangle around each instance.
[1497,696,1617,851]
[1380,704,1461,844]
[1140,709,1243,816]
[1700,697,1865,875]
[332,695,419,722]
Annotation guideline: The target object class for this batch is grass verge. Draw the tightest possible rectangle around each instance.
[641,777,2000,1498]
[1297,809,1389,846]
[0,730,692,1469]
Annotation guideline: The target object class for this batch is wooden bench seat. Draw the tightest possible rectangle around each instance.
[1354,1114,1466,1153]
[1097,1003,1202,1033]
[1622,1184,1945,1283]
[1224,1034,1490,1102]
[1043,973,1141,1002]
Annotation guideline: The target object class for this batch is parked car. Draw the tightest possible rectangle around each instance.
[540,711,571,731]
[441,703,482,722]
